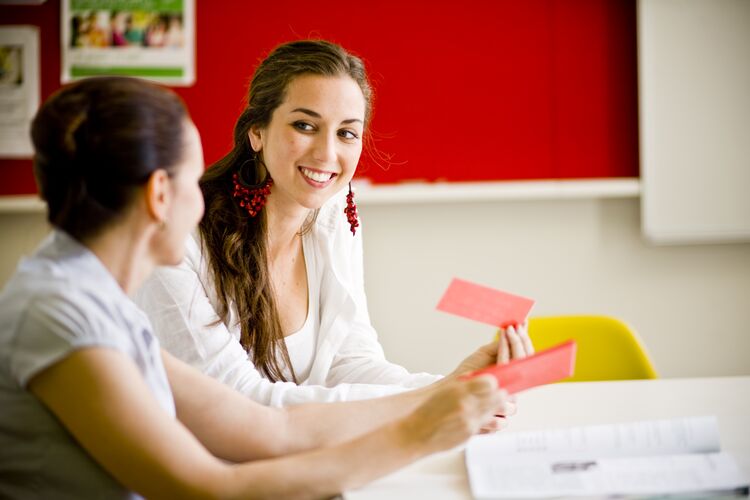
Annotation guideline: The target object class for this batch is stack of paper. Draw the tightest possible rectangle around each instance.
[466,416,749,498]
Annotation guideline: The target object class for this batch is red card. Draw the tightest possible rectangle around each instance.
[436,278,535,328]
[461,340,577,394]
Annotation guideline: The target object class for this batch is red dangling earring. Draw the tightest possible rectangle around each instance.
[232,172,273,217]
[344,182,359,235]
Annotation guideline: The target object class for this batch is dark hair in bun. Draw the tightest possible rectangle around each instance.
[31,76,188,241]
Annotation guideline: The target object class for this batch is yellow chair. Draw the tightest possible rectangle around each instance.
[527,316,658,382]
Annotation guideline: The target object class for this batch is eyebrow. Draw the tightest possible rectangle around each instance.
[290,107,364,125]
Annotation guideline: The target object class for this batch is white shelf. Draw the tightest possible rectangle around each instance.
[0,195,45,212]
[0,179,641,212]
[353,178,640,205]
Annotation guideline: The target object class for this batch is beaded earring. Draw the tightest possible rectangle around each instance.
[344,182,359,235]
[232,158,273,217]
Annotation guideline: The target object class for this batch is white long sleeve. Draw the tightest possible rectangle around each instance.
[318,200,441,389]
[134,244,410,407]
[134,192,441,407]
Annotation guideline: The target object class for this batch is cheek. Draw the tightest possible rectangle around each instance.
[190,187,205,221]
[344,146,363,171]
[265,135,300,172]
[173,184,204,225]
[282,136,307,159]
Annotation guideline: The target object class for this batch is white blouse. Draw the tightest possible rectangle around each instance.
[135,190,441,407]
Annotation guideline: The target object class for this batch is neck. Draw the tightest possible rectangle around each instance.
[83,223,156,296]
[264,196,310,258]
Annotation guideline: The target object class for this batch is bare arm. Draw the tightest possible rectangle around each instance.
[163,349,443,458]
[29,347,504,499]
[277,340,519,450]
[222,376,502,499]
[29,348,230,498]
[168,336,525,461]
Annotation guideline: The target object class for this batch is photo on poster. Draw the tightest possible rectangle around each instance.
[61,0,195,85]
[0,26,39,158]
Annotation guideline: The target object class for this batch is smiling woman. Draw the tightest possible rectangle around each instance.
[134,39,534,408]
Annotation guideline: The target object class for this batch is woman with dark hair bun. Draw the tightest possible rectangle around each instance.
[136,39,534,408]
[0,77,508,499]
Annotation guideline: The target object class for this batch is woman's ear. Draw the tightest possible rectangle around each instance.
[248,126,263,153]
[144,169,171,224]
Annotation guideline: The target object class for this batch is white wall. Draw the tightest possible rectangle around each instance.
[358,197,750,378]
[2,196,749,378]
[0,212,50,282]
[638,0,750,243]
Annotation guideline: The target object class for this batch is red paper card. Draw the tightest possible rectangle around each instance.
[436,278,535,328]
[461,340,577,394]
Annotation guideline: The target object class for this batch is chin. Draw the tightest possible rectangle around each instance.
[299,189,343,210]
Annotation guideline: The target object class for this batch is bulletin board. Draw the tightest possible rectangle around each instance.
[0,0,638,197]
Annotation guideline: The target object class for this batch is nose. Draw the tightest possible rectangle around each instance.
[311,130,337,165]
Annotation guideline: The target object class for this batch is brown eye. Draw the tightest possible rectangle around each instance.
[339,129,359,140]
[293,121,315,132]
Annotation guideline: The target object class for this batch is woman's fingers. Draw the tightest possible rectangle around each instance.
[467,377,515,434]
[501,398,517,417]
[505,325,527,359]
[467,376,507,415]
[517,321,535,355]
[497,329,510,364]
[479,416,508,433]
[492,395,517,417]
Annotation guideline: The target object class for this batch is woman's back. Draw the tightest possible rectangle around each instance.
[0,230,173,499]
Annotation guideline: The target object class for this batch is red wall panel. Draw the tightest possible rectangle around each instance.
[0,0,638,196]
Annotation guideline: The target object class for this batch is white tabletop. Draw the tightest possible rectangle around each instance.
[345,376,750,499]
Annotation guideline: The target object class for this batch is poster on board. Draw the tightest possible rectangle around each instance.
[0,26,40,158]
[61,0,195,86]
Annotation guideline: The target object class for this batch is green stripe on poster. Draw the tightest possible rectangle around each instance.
[71,0,183,13]
[70,67,184,77]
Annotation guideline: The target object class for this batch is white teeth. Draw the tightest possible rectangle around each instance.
[301,167,334,183]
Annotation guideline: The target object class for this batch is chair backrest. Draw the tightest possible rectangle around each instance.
[528,316,658,382]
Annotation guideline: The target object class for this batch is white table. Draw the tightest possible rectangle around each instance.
[345,376,750,499]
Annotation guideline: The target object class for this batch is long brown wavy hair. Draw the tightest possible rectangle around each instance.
[199,40,373,382]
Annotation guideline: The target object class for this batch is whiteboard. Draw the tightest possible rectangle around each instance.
[638,0,750,244]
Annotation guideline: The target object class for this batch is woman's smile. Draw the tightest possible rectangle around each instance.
[298,166,338,188]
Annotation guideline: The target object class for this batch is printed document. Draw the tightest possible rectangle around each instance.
[465,416,749,498]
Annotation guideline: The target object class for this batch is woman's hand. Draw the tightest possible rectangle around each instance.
[485,322,532,428]
[400,376,508,454]
[445,322,534,433]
